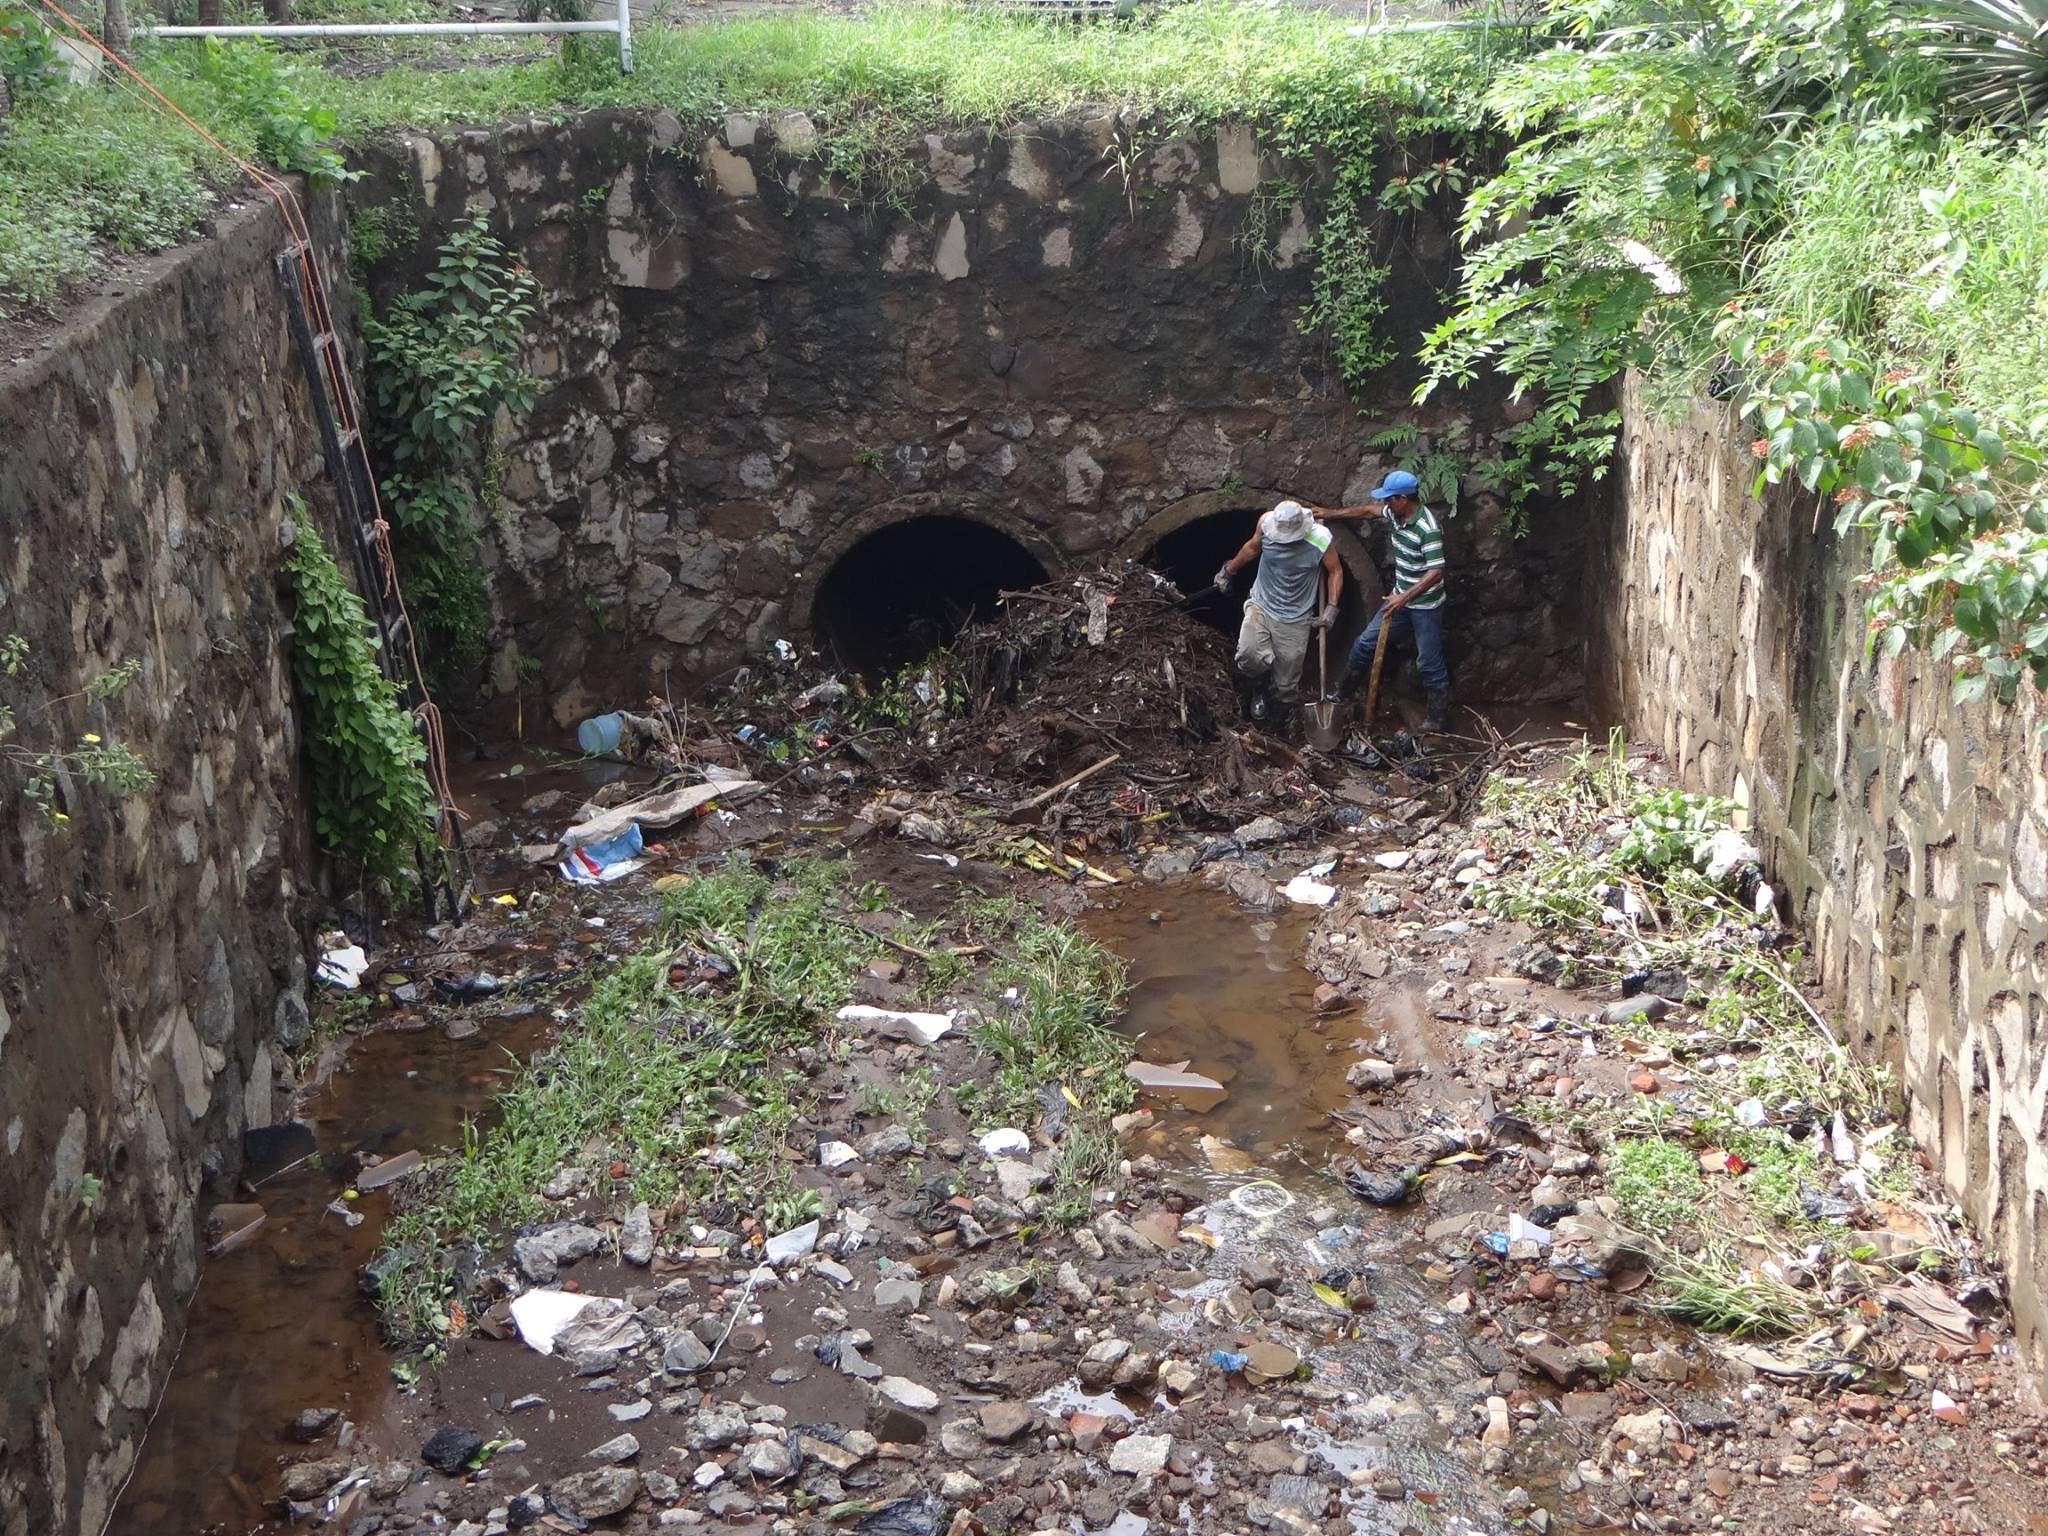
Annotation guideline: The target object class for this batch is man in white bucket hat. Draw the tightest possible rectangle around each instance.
[1212,499,1342,728]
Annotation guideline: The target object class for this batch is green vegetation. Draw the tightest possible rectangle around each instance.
[0,18,347,314]
[0,633,154,827]
[1478,736,1927,1336]
[283,497,437,886]
[1421,0,2048,713]
[371,857,1136,1343]
[362,218,536,687]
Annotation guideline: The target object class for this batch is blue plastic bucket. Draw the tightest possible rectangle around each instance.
[577,712,623,756]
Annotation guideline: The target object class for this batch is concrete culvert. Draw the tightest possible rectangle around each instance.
[812,515,1052,676]
[1139,508,1376,667]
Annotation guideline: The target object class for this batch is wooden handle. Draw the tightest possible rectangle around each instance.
[1364,613,1393,725]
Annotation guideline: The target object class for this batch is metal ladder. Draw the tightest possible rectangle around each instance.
[276,240,474,922]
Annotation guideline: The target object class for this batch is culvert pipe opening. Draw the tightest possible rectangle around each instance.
[813,516,1052,675]
[1141,509,1371,650]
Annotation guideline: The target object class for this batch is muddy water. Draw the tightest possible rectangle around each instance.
[1086,883,1510,1533]
[115,1010,552,1536]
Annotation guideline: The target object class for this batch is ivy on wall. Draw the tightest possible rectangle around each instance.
[284,497,436,886]
[363,217,537,691]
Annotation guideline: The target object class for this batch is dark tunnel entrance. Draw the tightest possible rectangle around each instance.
[1141,509,1374,660]
[813,516,1052,676]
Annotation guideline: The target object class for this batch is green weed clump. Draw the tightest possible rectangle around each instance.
[373,855,875,1341]
[1608,1136,1708,1239]
[370,856,1138,1343]
[1479,737,1921,1337]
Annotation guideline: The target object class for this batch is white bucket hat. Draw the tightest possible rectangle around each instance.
[1264,501,1311,544]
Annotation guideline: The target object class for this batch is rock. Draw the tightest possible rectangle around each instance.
[994,1160,1042,1204]
[978,1402,1035,1443]
[1482,1396,1512,1449]
[288,1407,341,1442]
[609,1398,653,1422]
[514,1222,605,1283]
[939,1419,985,1458]
[1627,1069,1661,1094]
[663,1330,713,1374]
[1204,862,1282,912]
[684,1402,751,1450]
[550,1466,641,1521]
[693,1460,725,1490]
[862,1125,916,1160]
[1159,1359,1200,1396]
[1614,1409,1668,1447]
[939,1470,983,1499]
[1108,1434,1173,1476]
[1078,1337,1131,1388]
[1234,815,1287,846]
[874,1277,924,1311]
[745,1438,793,1480]
[797,1433,871,1473]
[1630,1349,1690,1384]
[279,1458,350,1499]
[588,1433,641,1464]
[421,1425,484,1475]
[1603,995,1671,1025]
[620,1203,655,1266]
[1528,1273,1559,1303]
[877,1375,941,1412]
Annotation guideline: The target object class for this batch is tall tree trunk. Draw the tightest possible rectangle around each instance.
[198,0,223,24]
[262,0,291,22]
[101,0,131,60]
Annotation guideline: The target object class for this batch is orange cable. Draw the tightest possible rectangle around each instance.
[37,1,467,860]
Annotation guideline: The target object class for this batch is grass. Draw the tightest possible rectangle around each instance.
[1745,121,2048,445]
[1476,737,1924,1339]
[372,855,876,1341]
[369,854,1138,1345]
[1,1,1494,316]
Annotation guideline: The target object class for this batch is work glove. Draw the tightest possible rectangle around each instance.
[1212,565,1233,593]
[1311,604,1337,630]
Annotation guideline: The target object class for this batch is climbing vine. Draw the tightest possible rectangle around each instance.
[363,217,537,688]
[284,498,436,886]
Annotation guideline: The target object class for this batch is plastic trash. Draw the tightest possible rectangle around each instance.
[796,680,848,709]
[509,1289,606,1355]
[1281,874,1338,906]
[558,823,645,885]
[977,1128,1031,1160]
[1210,1350,1249,1374]
[1125,1060,1226,1108]
[763,1219,820,1264]
[318,944,369,989]
[576,712,624,756]
[835,1004,955,1045]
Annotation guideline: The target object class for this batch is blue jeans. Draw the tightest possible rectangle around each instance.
[1348,604,1450,693]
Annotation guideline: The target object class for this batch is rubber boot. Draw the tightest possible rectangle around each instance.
[1248,684,1270,724]
[1268,697,1294,736]
[1422,687,1452,734]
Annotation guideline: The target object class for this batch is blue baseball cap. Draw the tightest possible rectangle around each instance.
[1368,470,1421,500]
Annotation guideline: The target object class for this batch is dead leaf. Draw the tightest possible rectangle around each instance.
[1880,1275,1978,1344]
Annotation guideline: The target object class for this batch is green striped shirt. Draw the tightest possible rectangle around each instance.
[1389,503,1446,610]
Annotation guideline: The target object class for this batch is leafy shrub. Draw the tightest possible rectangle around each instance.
[284,498,436,885]
[363,219,537,684]
[1618,788,1736,872]
[186,39,351,184]
[1,5,64,107]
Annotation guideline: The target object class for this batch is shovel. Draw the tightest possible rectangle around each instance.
[1307,627,1343,752]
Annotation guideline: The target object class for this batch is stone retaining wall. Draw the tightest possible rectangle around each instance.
[347,109,1586,724]
[1591,376,2048,1382]
[0,193,348,1536]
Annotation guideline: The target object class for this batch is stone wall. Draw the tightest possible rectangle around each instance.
[0,194,347,1536]
[347,109,1585,724]
[1591,376,2048,1378]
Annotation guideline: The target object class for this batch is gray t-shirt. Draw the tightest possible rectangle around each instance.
[1248,512,1332,624]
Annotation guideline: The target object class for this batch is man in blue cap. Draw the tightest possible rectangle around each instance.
[1321,469,1452,735]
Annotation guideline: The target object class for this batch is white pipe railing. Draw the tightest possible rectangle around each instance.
[147,4,632,70]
